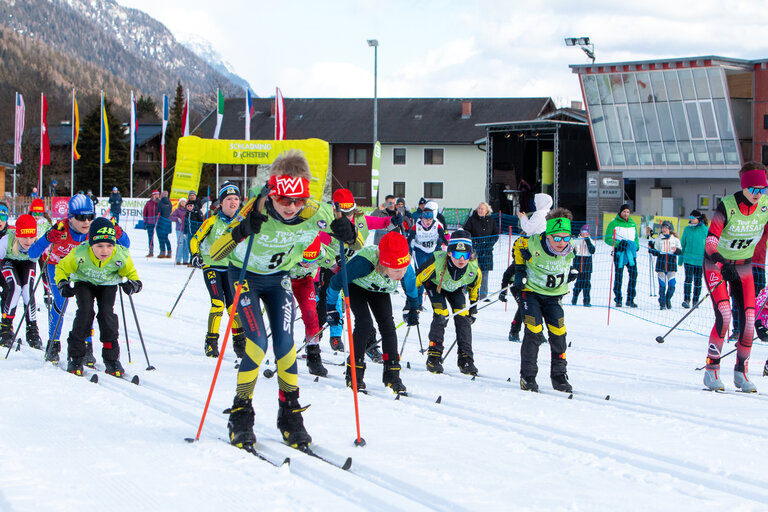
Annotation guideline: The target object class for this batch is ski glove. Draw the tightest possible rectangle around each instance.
[191,253,204,269]
[45,223,67,243]
[390,213,404,227]
[120,280,143,295]
[513,271,526,291]
[498,290,507,303]
[403,307,420,326]
[330,217,356,245]
[756,320,768,342]
[57,280,76,298]
[720,263,739,282]
[326,309,342,327]
[469,304,478,325]
[232,208,268,243]
[567,269,579,283]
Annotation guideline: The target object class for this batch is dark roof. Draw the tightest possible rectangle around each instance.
[195,97,555,144]
[136,123,162,146]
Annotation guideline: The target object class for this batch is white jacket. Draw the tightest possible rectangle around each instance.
[519,193,553,235]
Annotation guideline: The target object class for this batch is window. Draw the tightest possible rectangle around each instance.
[763,115,768,130]
[348,148,367,165]
[347,181,367,199]
[424,182,443,199]
[393,181,405,197]
[762,145,768,166]
[424,148,444,165]
[393,148,406,165]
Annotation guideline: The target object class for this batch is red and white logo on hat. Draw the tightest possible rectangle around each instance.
[269,175,309,198]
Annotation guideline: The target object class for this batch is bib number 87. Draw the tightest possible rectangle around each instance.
[546,273,565,288]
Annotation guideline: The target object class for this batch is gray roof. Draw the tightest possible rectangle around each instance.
[195,97,555,144]
[569,55,755,74]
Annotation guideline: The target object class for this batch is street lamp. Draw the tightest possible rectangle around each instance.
[367,39,378,145]
[564,36,595,64]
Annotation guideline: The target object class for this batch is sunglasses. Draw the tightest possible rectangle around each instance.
[273,195,308,207]
[451,251,471,260]
[551,235,572,242]
[73,214,95,222]
[748,186,768,195]
[0,213,7,222]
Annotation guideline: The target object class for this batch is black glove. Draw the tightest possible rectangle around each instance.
[330,217,356,244]
[498,290,507,303]
[756,319,768,342]
[326,309,342,327]
[120,280,143,295]
[720,263,739,282]
[390,213,404,227]
[514,271,525,291]
[648,241,654,249]
[567,268,579,283]
[191,253,204,269]
[232,207,268,242]
[617,240,628,251]
[469,305,478,325]
[403,307,419,326]
[57,280,76,298]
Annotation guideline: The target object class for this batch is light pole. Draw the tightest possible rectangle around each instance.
[564,36,595,64]
[367,39,378,144]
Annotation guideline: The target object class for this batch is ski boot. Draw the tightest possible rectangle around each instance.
[681,300,691,309]
[227,396,256,448]
[104,358,125,377]
[626,300,638,308]
[67,356,85,376]
[0,316,13,348]
[345,359,366,391]
[84,340,97,368]
[551,373,573,393]
[520,375,539,392]
[734,361,757,393]
[329,336,344,352]
[457,353,478,376]
[277,389,312,447]
[728,330,739,342]
[703,366,725,392]
[426,342,444,374]
[614,297,622,308]
[232,328,246,359]
[382,359,407,395]
[45,340,61,364]
[204,333,219,358]
[26,322,43,350]
[305,343,328,377]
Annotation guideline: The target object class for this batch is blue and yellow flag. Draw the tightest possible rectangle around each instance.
[101,91,110,164]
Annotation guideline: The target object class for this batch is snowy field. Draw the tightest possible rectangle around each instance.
[3,223,768,512]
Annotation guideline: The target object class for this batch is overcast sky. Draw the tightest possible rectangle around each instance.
[118,0,768,106]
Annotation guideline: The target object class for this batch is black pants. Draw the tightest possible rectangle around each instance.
[315,267,335,333]
[520,291,567,378]
[348,283,398,363]
[2,259,36,322]
[67,283,119,361]
[203,266,237,335]
[683,263,703,303]
[613,260,637,303]
[425,283,473,359]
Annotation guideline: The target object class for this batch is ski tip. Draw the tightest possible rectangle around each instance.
[568,342,572,347]
[435,395,442,404]
[89,374,99,383]
[471,376,476,381]
[131,375,140,385]
[314,376,319,382]
[605,395,610,400]
[506,377,511,382]
[342,457,353,470]
[655,336,665,344]
[282,457,291,467]
[406,361,411,369]
[567,393,573,399]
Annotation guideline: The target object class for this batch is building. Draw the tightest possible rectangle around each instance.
[569,56,766,219]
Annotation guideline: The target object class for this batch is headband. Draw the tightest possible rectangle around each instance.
[546,217,571,236]
[268,175,310,198]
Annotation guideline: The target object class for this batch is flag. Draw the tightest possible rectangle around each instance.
[101,91,110,164]
[14,92,24,165]
[40,93,50,166]
[130,91,138,166]
[245,88,253,141]
[213,89,224,139]
[275,86,285,140]
[181,89,190,137]
[73,89,81,160]
[161,94,168,168]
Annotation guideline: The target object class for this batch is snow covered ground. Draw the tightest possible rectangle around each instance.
[3,224,768,512]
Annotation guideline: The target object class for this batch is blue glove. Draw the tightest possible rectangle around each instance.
[403,307,419,326]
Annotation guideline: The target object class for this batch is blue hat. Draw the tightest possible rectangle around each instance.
[218,181,240,202]
[68,194,95,216]
[112,186,118,192]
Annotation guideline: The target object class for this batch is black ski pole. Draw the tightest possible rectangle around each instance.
[442,298,500,362]
[167,267,196,318]
[127,291,155,370]
[415,323,425,354]
[4,272,43,359]
[119,288,132,364]
[45,297,70,362]
[399,326,411,357]
[656,280,724,344]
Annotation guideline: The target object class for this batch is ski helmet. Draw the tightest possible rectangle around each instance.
[68,194,95,217]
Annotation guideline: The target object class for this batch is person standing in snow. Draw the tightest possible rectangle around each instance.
[142,190,160,257]
[604,204,640,308]
[463,201,499,300]
[570,224,595,306]
[648,220,682,310]
[156,191,173,259]
[108,187,123,225]
[679,210,708,308]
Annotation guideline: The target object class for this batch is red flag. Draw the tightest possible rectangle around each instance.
[275,87,285,140]
[181,90,190,137]
[40,93,50,166]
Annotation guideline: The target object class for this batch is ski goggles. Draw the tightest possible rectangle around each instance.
[551,235,571,242]
[72,213,95,221]
[748,186,767,195]
[450,250,471,260]
[272,195,308,208]
[0,213,7,222]
[31,212,42,217]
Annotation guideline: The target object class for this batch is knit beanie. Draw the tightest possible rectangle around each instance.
[29,199,45,214]
[303,235,322,262]
[378,232,411,269]
[619,204,631,215]
[218,181,240,202]
[333,188,356,212]
[447,230,473,252]
[89,217,117,246]
[14,214,37,238]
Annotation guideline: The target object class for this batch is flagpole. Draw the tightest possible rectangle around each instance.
[71,88,75,195]
[100,90,103,197]
[13,92,18,210]
[130,91,135,198]
[39,92,43,196]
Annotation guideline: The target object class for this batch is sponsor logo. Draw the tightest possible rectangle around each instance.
[358,222,365,229]
[115,260,122,267]
[282,296,293,331]
[240,295,251,307]
[763,206,767,213]
[274,175,307,196]
[17,228,35,237]
[317,220,327,229]
[281,276,292,291]
[397,255,410,265]
[456,242,467,251]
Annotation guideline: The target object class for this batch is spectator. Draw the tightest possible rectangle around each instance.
[182,201,203,266]
[395,198,412,223]
[86,189,98,206]
[604,204,640,308]
[109,186,123,225]
[679,210,708,308]
[463,201,499,300]
[170,198,188,265]
[156,191,173,258]
[571,224,596,306]
[30,187,39,199]
[142,190,160,257]
[48,179,57,198]
[518,178,532,213]
[188,190,204,212]
[411,197,428,223]
[371,194,404,244]
[517,193,553,236]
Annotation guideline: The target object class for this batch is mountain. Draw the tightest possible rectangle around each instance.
[181,35,252,93]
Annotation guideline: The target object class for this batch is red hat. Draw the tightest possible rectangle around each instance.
[30,198,45,213]
[268,175,310,198]
[14,214,37,238]
[378,232,410,269]
[333,188,356,212]
[303,235,323,262]
[152,189,159,196]
[741,168,768,189]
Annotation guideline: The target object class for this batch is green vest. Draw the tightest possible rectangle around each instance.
[351,246,399,293]
[228,201,336,275]
[68,243,132,285]
[201,215,233,268]
[430,251,479,292]
[717,194,768,260]
[524,235,575,296]
[4,232,34,261]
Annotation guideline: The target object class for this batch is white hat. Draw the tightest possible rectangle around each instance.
[425,201,438,211]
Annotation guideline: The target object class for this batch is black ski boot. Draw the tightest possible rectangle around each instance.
[67,356,85,376]
[277,390,312,447]
[0,316,13,348]
[365,329,383,363]
[26,322,43,350]
[305,343,328,377]
[84,340,96,368]
[426,342,444,374]
[329,336,344,352]
[204,333,219,358]
[626,299,638,308]
[382,359,407,395]
[458,354,478,376]
[45,340,60,364]
[104,358,125,377]
[227,395,256,448]
[520,375,539,392]
[551,373,573,393]
[345,359,366,391]
[232,328,246,359]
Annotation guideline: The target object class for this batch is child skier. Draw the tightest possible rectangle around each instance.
[571,224,595,306]
[29,198,54,305]
[515,208,578,393]
[54,218,141,377]
[415,230,481,375]
[648,220,682,310]
[679,210,708,308]
[499,236,526,342]
[0,215,43,349]
[326,231,420,394]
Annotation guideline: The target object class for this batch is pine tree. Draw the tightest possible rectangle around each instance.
[137,95,159,121]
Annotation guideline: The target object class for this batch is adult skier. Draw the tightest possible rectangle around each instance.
[604,204,640,308]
